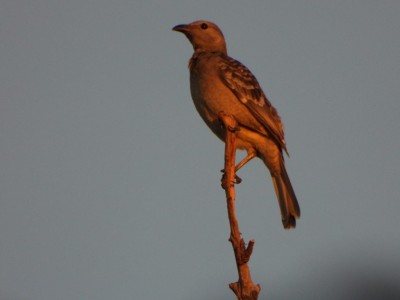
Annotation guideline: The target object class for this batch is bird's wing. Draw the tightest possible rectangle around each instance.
[218,56,288,153]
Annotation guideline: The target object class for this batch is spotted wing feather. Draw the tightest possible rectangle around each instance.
[218,56,288,153]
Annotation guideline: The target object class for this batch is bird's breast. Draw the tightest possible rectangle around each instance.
[189,71,225,140]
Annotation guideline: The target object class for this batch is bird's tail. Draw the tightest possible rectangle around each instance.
[271,159,300,229]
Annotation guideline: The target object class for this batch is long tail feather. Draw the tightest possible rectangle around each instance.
[271,160,300,229]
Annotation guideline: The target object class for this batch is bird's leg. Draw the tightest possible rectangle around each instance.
[235,151,256,172]
[221,151,256,184]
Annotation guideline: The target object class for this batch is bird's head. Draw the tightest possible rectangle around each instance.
[172,20,227,55]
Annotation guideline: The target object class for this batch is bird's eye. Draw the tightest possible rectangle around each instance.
[200,23,208,30]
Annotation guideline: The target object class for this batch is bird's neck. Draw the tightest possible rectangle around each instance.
[189,51,226,70]
[194,46,227,56]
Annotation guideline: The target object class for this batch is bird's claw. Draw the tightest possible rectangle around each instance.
[234,174,242,184]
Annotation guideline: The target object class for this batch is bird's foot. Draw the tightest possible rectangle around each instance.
[234,174,242,184]
[220,170,242,189]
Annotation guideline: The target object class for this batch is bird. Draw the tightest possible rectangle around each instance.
[172,20,300,229]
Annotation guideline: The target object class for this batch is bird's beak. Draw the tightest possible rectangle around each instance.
[172,24,189,33]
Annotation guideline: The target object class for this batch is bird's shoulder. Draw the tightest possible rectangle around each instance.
[218,55,268,106]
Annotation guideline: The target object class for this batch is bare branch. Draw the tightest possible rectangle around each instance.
[218,112,261,300]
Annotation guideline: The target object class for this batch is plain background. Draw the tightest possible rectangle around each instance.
[1,1,399,299]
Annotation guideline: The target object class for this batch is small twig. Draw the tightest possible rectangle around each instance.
[218,112,261,300]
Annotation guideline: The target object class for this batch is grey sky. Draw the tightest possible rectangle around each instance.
[1,1,400,299]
